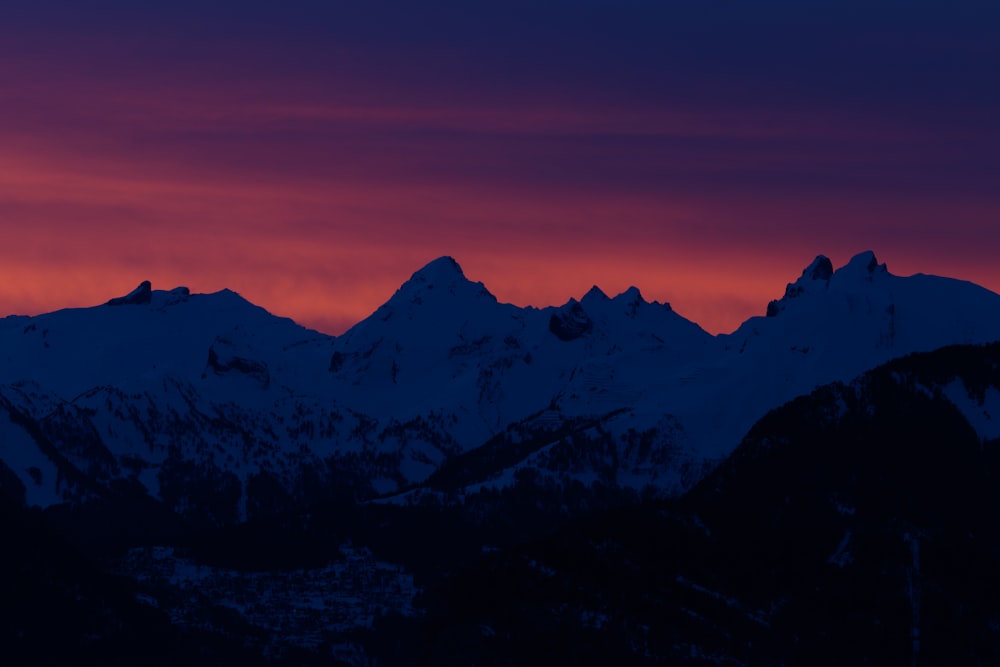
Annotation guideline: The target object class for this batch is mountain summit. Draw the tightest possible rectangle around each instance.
[364,256,499,327]
[107,280,153,306]
[407,255,467,285]
[768,250,886,316]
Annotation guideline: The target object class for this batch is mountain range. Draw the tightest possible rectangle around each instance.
[3,250,1000,664]
[3,250,999,515]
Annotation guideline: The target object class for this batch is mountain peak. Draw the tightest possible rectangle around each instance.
[615,286,646,304]
[767,255,835,316]
[107,280,152,306]
[365,256,497,328]
[581,285,609,305]
[767,252,864,317]
[408,256,467,287]
[764,250,897,317]
[803,255,834,282]
[840,250,886,278]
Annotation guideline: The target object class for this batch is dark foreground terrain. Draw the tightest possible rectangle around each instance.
[4,343,1000,665]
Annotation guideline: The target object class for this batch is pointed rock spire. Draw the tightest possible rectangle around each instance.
[107,280,152,306]
[767,254,834,317]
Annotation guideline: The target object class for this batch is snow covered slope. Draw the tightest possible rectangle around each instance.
[2,251,1000,518]
[0,285,334,401]
[326,257,712,451]
[697,251,1000,455]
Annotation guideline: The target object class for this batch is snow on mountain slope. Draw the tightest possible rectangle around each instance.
[396,251,1000,499]
[683,251,1000,456]
[942,379,1000,442]
[0,284,334,401]
[1,252,1000,516]
[0,392,64,507]
[326,256,712,457]
[327,257,545,423]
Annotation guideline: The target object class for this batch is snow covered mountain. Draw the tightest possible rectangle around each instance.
[681,250,1000,458]
[3,251,1000,522]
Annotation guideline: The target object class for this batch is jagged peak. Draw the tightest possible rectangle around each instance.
[803,255,834,282]
[105,283,197,308]
[766,253,838,317]
[107,280,152,306]
[767,256,833,315]
[581,285,609,304]
[614,286,646,304]
[783,255,834,293]
[839,250,886,277]
[766,250,892,317]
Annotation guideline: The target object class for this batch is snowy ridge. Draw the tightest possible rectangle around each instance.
[2,251,1000,518]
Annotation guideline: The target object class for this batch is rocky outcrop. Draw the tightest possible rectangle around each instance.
[206,338,271,388]
[549,300,593,341]
[107,281,152,306]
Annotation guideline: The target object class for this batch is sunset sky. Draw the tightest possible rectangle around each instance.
[1,1,998,335]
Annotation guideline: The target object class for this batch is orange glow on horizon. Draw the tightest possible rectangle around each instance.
[3,42,1000,337]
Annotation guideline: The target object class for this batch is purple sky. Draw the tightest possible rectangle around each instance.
[1,1,998,334]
